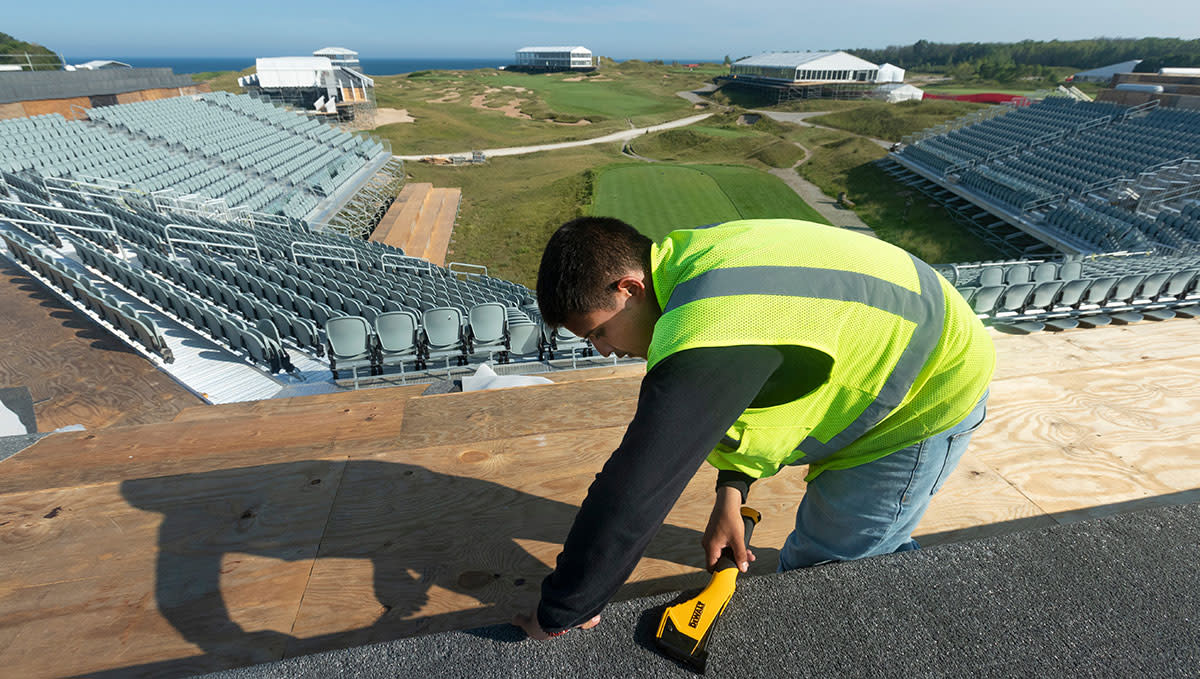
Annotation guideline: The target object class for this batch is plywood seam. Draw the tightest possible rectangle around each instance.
[974,456,1062,525]
[286,456,353,646]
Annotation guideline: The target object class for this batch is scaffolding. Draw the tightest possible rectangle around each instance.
[245,85,378,131]
[319,157,405,239]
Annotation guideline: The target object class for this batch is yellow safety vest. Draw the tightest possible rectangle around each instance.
[647,219,995,481]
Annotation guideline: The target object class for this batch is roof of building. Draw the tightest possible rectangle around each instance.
[313,47,358,57]
[0,67,195,104]
[516,46,591,54]
[73,59,132,70]
[733,50,878,70]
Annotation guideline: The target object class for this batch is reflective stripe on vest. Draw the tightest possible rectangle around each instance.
[669,254,945,462]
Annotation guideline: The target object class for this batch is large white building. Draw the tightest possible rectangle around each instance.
[238,52,376,125]
[731,51,882,84]
[514,46,595,70]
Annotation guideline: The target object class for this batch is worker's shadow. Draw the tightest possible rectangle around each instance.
[111,459,744,678]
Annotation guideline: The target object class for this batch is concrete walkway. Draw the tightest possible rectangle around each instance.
[769,142,878,238]
[394,113,713,161]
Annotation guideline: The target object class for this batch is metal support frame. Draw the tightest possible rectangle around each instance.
[165,223,261,262]
[290,240,358,268]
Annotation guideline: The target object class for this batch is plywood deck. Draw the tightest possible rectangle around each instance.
[3,319,1199,678]
[368,184,461,266]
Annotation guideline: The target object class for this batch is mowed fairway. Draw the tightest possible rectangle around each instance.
[590,164,829,240]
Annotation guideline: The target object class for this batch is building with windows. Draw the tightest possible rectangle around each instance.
[730,51,881,83]
[513,46,594,71]
[313,47,361,72]
[725,51,889,101]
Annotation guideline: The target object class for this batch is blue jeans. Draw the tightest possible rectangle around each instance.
[778,391,989,571]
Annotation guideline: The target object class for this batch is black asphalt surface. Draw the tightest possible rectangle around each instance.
[204,502,1200,678]
[0,432,44,463]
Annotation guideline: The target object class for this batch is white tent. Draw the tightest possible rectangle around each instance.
[874,83,924,103]
[1071,60,1142,83]
[876,63,905,83]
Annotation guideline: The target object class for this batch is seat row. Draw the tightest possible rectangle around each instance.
[958,268,1200,333]
[325,305,594,383]
[2,231,173,362]
[73,238,297,373]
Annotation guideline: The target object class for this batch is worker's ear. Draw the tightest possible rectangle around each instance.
[613,275,646,300]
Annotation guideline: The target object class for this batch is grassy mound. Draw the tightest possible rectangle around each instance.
[630,114,803,168]
[807,100,986,141]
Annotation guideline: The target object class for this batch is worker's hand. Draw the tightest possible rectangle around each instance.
[702,486,755,573]
[512,608,601,641]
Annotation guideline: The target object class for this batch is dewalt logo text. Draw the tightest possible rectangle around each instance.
[688,601,705,628]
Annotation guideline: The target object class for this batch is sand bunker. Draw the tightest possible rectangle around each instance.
[375,108,415,125]
[470,94,531,119]
[550,119,592,126]
[501,85,529,93]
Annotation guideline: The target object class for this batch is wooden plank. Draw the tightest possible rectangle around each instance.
[393,376,643,449]
[403,189,441,260]
[424,188,461,267]
[0,400,405,494]
[4,320,1200,677]
[171,383,429,423]
[0,458,345,678]
[975,361,1190,517]
[288,425,723,655]
[368,183,428,246]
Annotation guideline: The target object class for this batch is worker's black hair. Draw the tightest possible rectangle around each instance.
[536,216,652,326]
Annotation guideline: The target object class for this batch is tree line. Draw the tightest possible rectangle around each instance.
[847,38,1200,82]
[0,31,62,70]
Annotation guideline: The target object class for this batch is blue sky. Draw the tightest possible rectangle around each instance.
[8,0,1200,59]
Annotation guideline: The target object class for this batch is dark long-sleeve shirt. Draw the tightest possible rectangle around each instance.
[537,343,831,632]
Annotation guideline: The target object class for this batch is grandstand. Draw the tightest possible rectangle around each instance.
[887,95,1200,260]
[0,88,598,405]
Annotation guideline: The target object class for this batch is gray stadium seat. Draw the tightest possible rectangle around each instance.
[326,315,375,386]
[468,302,508,361]
[422,307,466,369]
[375,310,419,375]
[979,268,1004,287]
[507,321,542,360]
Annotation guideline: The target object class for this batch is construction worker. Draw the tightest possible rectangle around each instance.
[514,217,995,639]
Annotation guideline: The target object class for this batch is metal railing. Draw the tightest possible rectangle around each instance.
[382,253,434,275]
[290,241,358,268]
[0,199,125,257]
[165,223,261,262]
[448,262,488,279]
[43,176,146,202]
